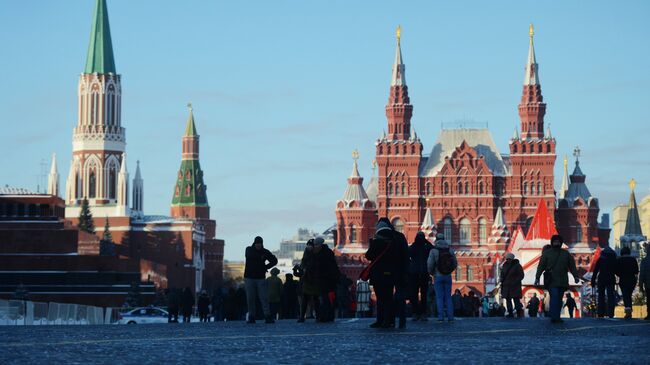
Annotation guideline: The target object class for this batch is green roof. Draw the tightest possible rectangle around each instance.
[185,108,198,136]
[171,160,209,206]
[84,0,116,74]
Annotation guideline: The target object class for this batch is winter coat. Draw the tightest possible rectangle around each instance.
[365,229,408,286]
[500,259,524,299]
[427,240,457,277]
[535,246,578,288]
[266,274,283,303]
[181,289,195,316]
[564,296,576,310]
[452,292,462,310]
[527,297,540,313]
[592,247,618,286]
[197,294,210,315]
[616,255,639,289]
[640,255,650,290]
[244,244,278,279]
[298,250,320,296]
[282,279,298,307]
[312,245,341,293]
[409,236,434,275]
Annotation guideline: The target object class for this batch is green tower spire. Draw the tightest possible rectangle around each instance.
[84,0,116,74]
[185,103,198,136]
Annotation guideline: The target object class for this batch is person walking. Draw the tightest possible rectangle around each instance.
[244,236,278,324]
[591,241,618,318]
[640,243,650,320]
[211,287,225,322]
[197,290,210,322]
[451,289,462,318]
[427,233,458,322]
[563,293,577,318]
[500,253,525,318]
[282,273,299,319]
[527,293,540,318]
[365,218,408,328]
[295,240,320,322]
[266,267,283,321]
[481,297,489,317]
[409,232,434,321]
[616,247,639,319]
[534,235,580,323]
[181,287,194,323]
[167,288,180,323]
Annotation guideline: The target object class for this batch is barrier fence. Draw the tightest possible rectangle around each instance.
[0,299,118,325]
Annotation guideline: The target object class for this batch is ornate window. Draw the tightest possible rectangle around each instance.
[350,225,358,243]
[89,169,96,199]
[175,185,180,197]
[576,225,582,243]
[456,268,462,281]
[457,181,463,195]
[523,182,528,195]
[388,182,393,196]
[108,165,117,200]
[426,182,432,196]
[185,170,191,181]
[392,218,404,233]
[401,183,406,196]
[467,265,474,281]
[185,184,191,196]
[444,218,452,242]
[478,181,485,195]
[460,218,471,244]
[478,218,487,245]
[443,182,449,195]
[537,182,542,195]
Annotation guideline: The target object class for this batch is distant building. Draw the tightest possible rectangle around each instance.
[273,227,335,275]
[612,180,648,257]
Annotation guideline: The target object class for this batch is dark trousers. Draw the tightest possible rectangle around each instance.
[394,286,407,325]
[300,294,319,320]
[597,283,616,318]
[269,302,280,320]
[374,282,395,325]
[505,297,522,316]
[621,285,634,309]
[199,313,209,322]
[410,274,430,316]
[319,292,334,322]
[549,287,565,321]
[167,308,179,323]
[182,312,191,323]
[566,306,576,318]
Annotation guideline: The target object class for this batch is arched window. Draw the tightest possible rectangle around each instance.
[478,218,487,245]
[478,181,485,195]
[457,181,463,195]
[175,185,180,197]
[391,218,404,233]
[467,265,474,281]
[465,182,470,195]
[523,182,528,195]
[350,225,357,243]
[185,184,191,196]
[185,170,191,181]
[444,218,452,242]
[537,182,542,195]
[401,183,406,196]
[456,268,462,281]
[89,169,96,199]
[388,182,393,196]
[576,225,583,243]
[426,182,432,196]
[108,165,117,200]
[460,218,471,244]
[443,182,449,195]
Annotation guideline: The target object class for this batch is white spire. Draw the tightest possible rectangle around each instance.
[523,23,539,86]
[493,206,506,228]
[132,160,144,215]
[65,159,76,203]
[511,127,519,140]
[545,124,552,139]
[117,153,129,210]
[559,155,570,199]
[47,153,59,197]
[390,26,406,87]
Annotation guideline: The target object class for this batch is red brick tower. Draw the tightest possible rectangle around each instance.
[507,24,556,231]
[375,26,424,238]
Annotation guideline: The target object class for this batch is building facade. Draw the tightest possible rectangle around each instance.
[334,26,601,294]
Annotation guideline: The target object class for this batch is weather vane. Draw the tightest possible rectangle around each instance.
[630,178,637,191]
[396,25,401,43]
[573,146,581,161]
[529,23,534,44]
[352,149,359,161]
[187,102,193,111]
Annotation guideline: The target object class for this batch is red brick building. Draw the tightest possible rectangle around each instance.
[335,26,601,294]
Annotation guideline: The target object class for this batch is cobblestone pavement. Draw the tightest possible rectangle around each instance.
[1,318,649,364]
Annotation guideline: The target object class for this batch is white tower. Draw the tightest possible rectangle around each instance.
[47,153,59,197]
[132,160,144,217]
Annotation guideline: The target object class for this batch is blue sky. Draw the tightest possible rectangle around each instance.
[1,0,649,260]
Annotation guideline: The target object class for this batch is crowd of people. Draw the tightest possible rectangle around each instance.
[161,220,650,326]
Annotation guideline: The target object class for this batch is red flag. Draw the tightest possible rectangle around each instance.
[588,246,602,273]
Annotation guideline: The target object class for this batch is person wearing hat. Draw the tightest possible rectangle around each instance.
[244,236,278,324]
[266,267,283,321]
[312,236,340,322]
[591,239,618,318]
[499,252,524,318]
[408,231,434,321]
[427,232,458,322]
[534,234,580,323]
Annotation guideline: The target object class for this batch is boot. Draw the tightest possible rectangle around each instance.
[624,307,632,319]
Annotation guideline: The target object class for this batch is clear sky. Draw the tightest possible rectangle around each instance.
[1,0,649,260]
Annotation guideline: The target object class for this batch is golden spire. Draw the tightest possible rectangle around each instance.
[630,178,637,191]
[563,155,568,168]
[352,149,359,161]
[396,25,401,44]
[529,23,534,45]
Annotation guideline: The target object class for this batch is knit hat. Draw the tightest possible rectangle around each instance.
[270,267,280,275]
[306,238,315,247]
[376,220,392,233]
[505,253,515,260]
[550,234,564,245]
[253,236,264,245]
[314,237,325,246]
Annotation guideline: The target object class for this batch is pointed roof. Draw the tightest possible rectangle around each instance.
[185,104,198,136]
[523,24,539,86]
[84,0,116,74]
[421,208,435,230]
[624,179,643,236]
[559,155,570,199]
[390,26,406,87]
[525,199,558,241]
[511,127,519,140]
[134,160,142,181]
[342,158,369,202]
[365,161,378,202]
[49,153,58,175]
[119,153,127,174]
[493,206,506,228]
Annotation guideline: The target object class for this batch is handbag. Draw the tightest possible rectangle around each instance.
[543,251,562,290]
[359,243,391,281]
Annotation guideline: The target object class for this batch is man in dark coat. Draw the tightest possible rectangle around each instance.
[616,247,639,319]
[312,237,340,322]
[591,242,618,318]
[167,288,180,323]
[244,236,278,324]
[197,290,210,322]
[451,289,462,317]
[365,218,408,328]
[500,253,525,318]
[181,287,194,323]
[563,293,577,318]
[282,273,299,319]
[409,232,434,321]
[527,293,540,318]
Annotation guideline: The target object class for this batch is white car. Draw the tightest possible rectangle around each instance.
[118,307,169,324]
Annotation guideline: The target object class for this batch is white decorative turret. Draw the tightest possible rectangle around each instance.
[131,160,144,217]
[489,207,510,246]
[559,155,570,199]
[511,127,519,141]
[47,153,59,197]
[420,207,436,238]
[116,153,129,215]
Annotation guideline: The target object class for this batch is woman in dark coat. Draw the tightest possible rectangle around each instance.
[181,287,195,323]
[500,253,525,318]
[616,247,639,319]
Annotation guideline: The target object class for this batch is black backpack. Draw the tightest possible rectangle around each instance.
[437,248,457,275]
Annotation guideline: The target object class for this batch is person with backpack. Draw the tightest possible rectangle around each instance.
[500,252,525,318]
[427,233,458,322]
[591,241,618,318]
[409,232,434,321]
[616,247,639,319]
[534,235,580,323]
[365,218,408,329]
